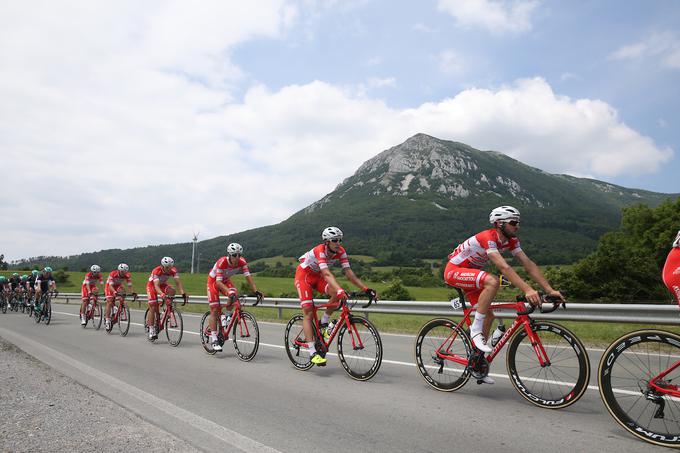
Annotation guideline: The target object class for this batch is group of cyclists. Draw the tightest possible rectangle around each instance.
[0,268,57,315]
[3,205,680,378]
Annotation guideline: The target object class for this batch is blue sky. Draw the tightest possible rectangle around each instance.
[1,0,679,260]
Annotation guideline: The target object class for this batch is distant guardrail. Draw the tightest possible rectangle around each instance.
[52,293,680,325]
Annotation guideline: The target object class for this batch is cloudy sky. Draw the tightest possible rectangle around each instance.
[1,0,679,261]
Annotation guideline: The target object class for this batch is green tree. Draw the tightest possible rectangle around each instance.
[381,278,414,300]
[547,199,680,302]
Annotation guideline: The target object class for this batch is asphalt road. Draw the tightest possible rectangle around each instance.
[0,303,662,452]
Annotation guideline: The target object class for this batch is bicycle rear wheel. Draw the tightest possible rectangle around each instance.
[165,309,183,346]
[118,303,130,337]
[599,329,680,448]
[337,316,383,381]
[414,318,472,391]
[506,321,589,409]
[233,311,259,362]
[199,312,217,355]
[284,314,313,371]
[1,297,7,314]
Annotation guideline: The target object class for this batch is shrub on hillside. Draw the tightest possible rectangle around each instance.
[381,278,414,301]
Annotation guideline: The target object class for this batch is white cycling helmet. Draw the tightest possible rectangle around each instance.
[227,242,243,256]
[322,226,344,242]
[90,264,101,273]
[489,206,520,224]
[161,256,174,267]
[117,263,129,273]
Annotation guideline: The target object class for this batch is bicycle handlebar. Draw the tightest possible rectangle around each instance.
[238,294,263,307]
[515,293,566,315]
[346,291,377,309]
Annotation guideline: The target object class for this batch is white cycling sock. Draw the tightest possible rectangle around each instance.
[308,342,316,356]
[471,311,486,335]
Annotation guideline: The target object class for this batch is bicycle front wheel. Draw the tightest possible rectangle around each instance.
[165,309,183,346]
[414,318,472,392]
[118,304,130,337]
[233,311,259,362]
[284,314,313,371]
[337,316,383,381]
[506,321,590,409]
[599,329,680,448]
[1,298,7,314]
[92,303,102,330]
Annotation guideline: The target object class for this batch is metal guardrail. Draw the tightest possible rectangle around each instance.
[52,293,680,325]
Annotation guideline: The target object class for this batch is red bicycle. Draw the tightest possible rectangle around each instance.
[284,291,382,381]
[106,292,137,336]
[82,292,103,330]
[144,293,186,346]
[414,289,590,409]
[199,294,261,361]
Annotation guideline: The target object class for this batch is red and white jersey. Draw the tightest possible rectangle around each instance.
[673,230,680,248]
[82,272,103,286]
[148,266,179,285]
[448,228,522,269]
[107,270,132,288]
[298,244,350,273]
[208,256,251,283]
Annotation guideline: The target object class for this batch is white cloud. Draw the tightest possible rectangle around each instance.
[609,31,680,69]
[0,3,672,261]
[367,77,397,88]
[437,0,540,33]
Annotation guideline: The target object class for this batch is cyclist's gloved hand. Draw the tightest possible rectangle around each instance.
[254,290,264,302]
[365,288,377,300]
[336,288,348,300]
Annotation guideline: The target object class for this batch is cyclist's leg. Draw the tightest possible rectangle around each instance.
[80,284,89,323]
[296,267,323,363]
[146,283,159,338]
[207,282,222,349]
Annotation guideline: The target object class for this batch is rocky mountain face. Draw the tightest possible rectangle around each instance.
[18,134,677,270]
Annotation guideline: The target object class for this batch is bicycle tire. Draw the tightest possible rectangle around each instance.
[199,311,217,355]
[506,321,590,409]
[284,314,313,371]
[1,297,7,314]
[165,308,183,346]
[43,299,52,325]
[599,329,680,448]
[233,311,259,362]
[92,303,102,330]
[337,315,383,381]
[414,318,472,391]
[118,303,130,337]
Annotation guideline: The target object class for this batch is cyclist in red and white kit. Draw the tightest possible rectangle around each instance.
[444,206,563,383]
[146,257,185,340]
[295,226,377,366]
[206,242,263,351]
[80,265,103,325]
[104,263,134,331]
[663,230,680,304]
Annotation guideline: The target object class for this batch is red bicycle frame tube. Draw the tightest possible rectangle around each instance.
[649,360,680,397]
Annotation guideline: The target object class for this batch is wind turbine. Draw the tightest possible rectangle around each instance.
[191,231,199,274]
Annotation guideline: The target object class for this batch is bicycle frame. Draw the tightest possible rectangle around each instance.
[437,300,551,368]
[154,294,184,332]
[649,360,680,397]
[292,299,365,354]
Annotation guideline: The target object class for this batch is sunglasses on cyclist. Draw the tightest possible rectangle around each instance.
[329,238,342,243]
[229,253,241,258]
[506,220,520,226]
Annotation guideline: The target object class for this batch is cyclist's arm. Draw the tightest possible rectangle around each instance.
[174,276,185,295]
[245,275,258,293]
[342,268,370,294]
[153,279,163,295]
[216,279,230,294]
[514,251,562,299]
[488,252,534,295]
[125,278,133,295]
[320,268,343,294]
